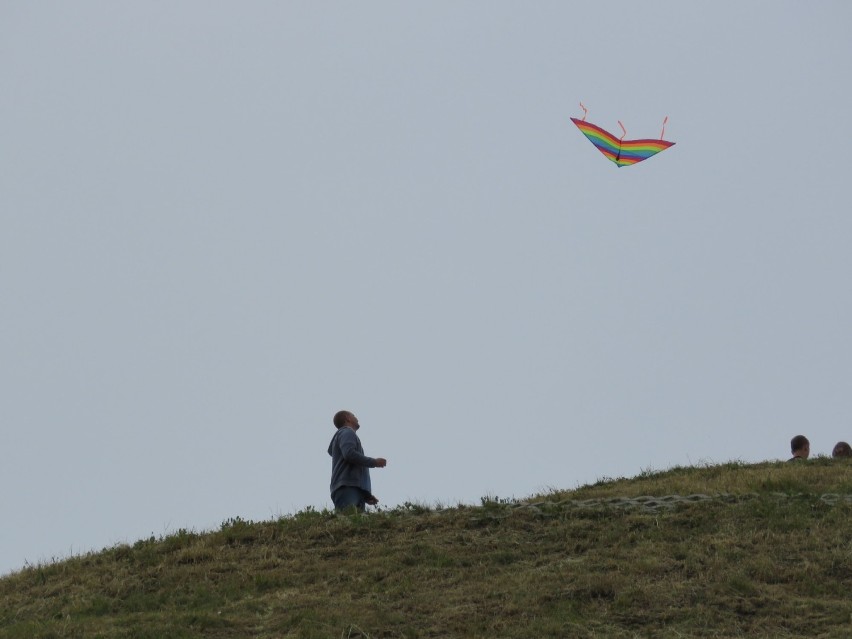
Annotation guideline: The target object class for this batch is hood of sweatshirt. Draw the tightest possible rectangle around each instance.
[328,428,343,456]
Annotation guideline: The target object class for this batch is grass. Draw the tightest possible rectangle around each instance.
[1,459,850,638]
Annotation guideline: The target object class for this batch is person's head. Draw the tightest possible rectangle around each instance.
[333,410,359,431]
[832,441,852,458]
[790,435,810,459]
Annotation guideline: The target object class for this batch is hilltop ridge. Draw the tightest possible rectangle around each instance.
[2,460,851,638]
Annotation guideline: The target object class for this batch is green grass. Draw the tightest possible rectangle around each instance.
[2,460,851,638]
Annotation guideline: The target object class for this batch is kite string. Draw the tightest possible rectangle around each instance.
[579,101,588,122]
[660,116,668,140]
[617,121,627,141]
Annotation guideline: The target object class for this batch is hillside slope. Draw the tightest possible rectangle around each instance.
[2,460,851,638]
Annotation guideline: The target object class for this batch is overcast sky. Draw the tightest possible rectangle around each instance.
[2,1,851,575]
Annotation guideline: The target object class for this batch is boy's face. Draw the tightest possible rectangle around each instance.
[346,413,360,431]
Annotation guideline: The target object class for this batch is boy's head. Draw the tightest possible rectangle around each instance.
[790,435,810,459]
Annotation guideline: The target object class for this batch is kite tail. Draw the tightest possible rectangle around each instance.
[660,116,668,140]
[579,101,588,122]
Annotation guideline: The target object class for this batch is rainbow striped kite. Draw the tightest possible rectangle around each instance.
[570,104,674,168]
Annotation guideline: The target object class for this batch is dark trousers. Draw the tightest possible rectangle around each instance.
[332,486,369,512]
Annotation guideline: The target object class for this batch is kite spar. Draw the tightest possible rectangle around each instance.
[570,104,675,167]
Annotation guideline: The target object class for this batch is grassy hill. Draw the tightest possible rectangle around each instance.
[2,459,851,638]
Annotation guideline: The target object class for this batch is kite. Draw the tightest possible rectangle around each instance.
[570,102,674,167]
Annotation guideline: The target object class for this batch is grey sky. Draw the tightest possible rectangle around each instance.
[2,1,851,575]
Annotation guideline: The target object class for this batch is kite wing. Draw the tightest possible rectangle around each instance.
[570,117,675,168]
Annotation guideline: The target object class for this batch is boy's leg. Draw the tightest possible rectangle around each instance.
[332,486,367,512]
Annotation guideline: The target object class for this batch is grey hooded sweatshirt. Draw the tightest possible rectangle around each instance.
[328,427,378,496]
